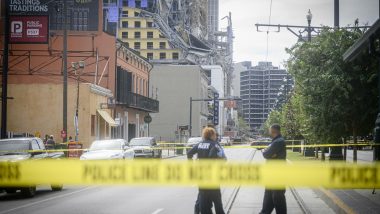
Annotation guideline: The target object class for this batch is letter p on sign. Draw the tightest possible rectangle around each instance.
[11,21,22,33]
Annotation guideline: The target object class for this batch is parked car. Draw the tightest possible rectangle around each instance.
[221,136,232,146]
[80,139,134,160]
[130,137,162,158]
[186,137,203,152]
[0,137,64,197]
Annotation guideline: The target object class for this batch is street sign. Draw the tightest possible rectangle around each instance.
[9,15,49,44]
[213,93,219,125]
[144,115,152,123]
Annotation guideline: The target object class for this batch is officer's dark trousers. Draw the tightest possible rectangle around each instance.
[260,189,287,214]
[198,189,225,214]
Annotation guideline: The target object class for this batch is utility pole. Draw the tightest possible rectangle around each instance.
[1,1,9,139]
[72,61,85,142]
[63,0,68,143]
[334,0,339,28]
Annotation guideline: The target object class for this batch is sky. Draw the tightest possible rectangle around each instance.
[219,0,379,68]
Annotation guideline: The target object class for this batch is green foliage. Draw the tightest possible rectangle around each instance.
[238,116,251,137]
[263,28,378,145]
[263,110,282,136]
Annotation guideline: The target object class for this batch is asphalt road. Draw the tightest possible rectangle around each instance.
[0,146,255,214]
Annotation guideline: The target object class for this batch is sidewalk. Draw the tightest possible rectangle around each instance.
[315,188,380,214]
[228,187,335,214]
[316,149,380,214]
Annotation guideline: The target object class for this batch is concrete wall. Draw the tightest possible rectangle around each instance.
[5,83,111,148]
[149,65,209,141]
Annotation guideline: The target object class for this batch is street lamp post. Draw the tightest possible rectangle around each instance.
[72,61,85,142]
[63,0,68,143]
[1,2,10,139]
[306,9,313,42]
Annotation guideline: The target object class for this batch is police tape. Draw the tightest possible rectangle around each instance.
[0,160,379,189]
[0,143,376,153]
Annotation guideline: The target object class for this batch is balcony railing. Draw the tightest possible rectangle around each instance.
[117,91,159,113]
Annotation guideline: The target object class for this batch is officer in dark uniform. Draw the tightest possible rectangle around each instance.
[187,127,225,214]
[260,124,287,214]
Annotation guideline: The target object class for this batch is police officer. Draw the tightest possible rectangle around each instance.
[187,127,225,214]
[260,124,287,214]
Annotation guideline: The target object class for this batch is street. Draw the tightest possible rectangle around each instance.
[0,147,256,214]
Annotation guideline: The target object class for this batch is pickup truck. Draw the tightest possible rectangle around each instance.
[0,137,64,197]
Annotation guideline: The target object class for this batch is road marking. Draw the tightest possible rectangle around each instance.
[0,186,96,214]
[151,208,164,214]
[319,188,356,214]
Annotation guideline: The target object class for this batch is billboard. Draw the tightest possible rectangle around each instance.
[9,15,49,44]
[8,0,99,32]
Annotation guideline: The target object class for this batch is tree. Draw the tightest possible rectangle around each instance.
[281,95,303,140]
[263,110,282,136]
[285,28,378,161]
[238,117,251,138]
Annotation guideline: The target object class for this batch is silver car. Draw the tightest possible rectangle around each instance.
[80,139,135,160]
[130,137,162,158]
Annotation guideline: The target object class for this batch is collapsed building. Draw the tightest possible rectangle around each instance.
[102,0,237,138]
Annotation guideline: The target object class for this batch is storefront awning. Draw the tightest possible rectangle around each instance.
[97,109,118,127]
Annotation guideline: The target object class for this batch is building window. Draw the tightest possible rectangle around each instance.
[132,75,135,93]
[134,42,141,49]
[159,52,166,59]
[122,0,128,7]
[134,31,141,38]
[134,11,140,17]
[122,32,128,39]
[136,0,141,7]
[142,80,145,96]
[147,52,153,60]
[125,42,129,48]
[91,115,96,136]
[140,78,143,94]
[147,42,153,49]
[159,42,166,49]
[135,77,139,93]
[122,21,128,28]
[121,10,128,17]
[147,31,153,38]
[172,52,179,60]
[147,22,153,27]
[135,21,141,28]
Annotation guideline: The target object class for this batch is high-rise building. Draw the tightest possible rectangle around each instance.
[240,62,291,133]
[103,0,211,64]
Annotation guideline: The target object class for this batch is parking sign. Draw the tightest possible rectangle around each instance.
[9,15,49,44]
